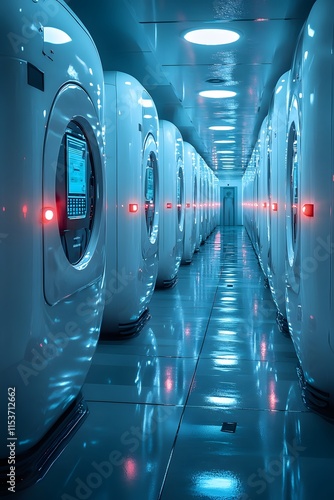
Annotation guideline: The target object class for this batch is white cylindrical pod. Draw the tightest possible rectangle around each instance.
[102,71,159,336]
[0,0,106,487]
[156,120,185,287]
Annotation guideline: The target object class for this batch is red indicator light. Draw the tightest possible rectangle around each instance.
[177,204,182,208]
[42,208,54,222]
[129,203,139,213]
[124,458,137,480]
[186,203,191,208]
[272,202,278,212]
[22,205,28,218]
[166,203,172,209]
[164,367,173,393]
[302,203,314,217]
[262,202,267,208]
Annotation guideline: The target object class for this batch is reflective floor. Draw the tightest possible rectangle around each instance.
[16,227,334,499]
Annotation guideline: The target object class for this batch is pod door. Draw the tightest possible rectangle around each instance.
[44,85,104,306]
[286,115,301,298]
[285,102,302,359]
[142,133,159,259]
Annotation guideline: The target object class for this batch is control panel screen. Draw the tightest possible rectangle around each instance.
[66,134,87,219]
[145,165,154,202]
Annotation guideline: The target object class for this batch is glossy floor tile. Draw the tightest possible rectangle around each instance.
[187,358,307,411]
[160,407,334,500]
[83,351,197,405]
[14,402,183,500]
[12,227,334,499]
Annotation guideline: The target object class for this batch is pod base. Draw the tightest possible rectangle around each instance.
[296,365,334,421]
[0,395,88,495]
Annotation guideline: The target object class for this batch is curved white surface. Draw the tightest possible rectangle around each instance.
[102,71,159,334]
[182,142,197,264]
[256,115,270,279]
[156,119,184,287]
[0,0,105,459]
[267,71,290,329]
[285,0,334,411]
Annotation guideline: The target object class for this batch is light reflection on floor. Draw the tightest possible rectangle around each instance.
[13,227,334,500]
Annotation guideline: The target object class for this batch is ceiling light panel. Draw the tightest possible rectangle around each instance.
[183,28,240,46]
[199,90,236,98]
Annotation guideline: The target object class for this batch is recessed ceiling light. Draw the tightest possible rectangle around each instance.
[184,29,240,46]
[217,150,234,154]
[199,90,236,98]
[214,140,236,144]
[209,125,235,131]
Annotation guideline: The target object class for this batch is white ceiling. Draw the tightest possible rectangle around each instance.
[69,0,316,179]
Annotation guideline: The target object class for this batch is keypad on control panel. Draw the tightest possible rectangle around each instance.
[68,196,87,218]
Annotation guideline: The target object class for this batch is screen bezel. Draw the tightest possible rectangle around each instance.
[66,133,88,220]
